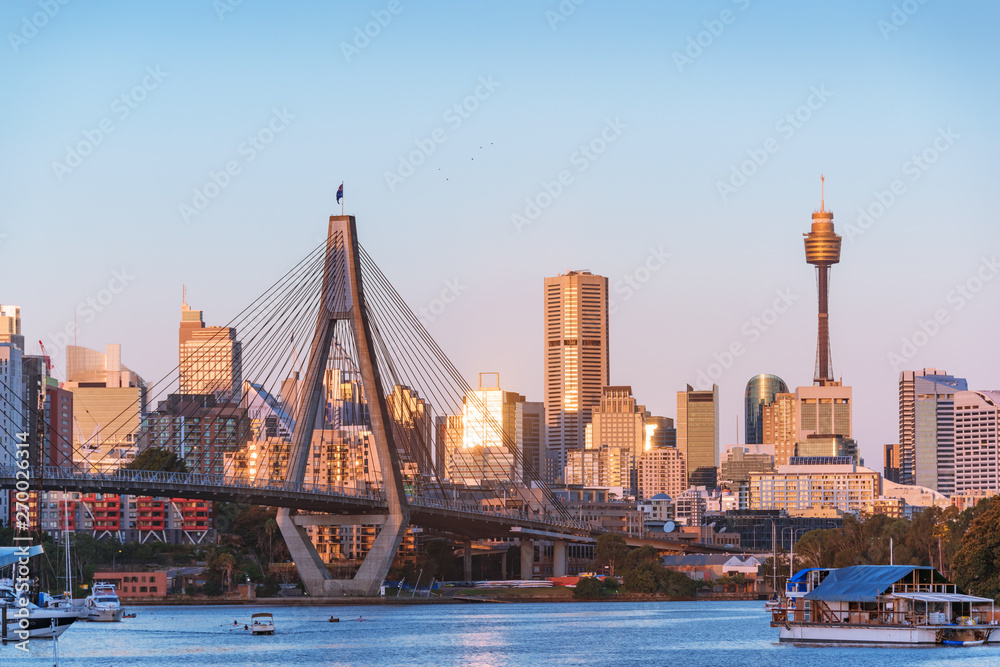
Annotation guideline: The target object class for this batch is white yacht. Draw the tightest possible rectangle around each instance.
[84,582,125,622]
[0,545,86,642]
[0,582,85,641]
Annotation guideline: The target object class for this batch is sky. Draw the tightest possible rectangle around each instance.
[1,0,998,468]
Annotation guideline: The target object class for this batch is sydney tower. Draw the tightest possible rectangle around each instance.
[803,176,842,386]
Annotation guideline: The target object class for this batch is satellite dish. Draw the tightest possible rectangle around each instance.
[664,521,676,533]
[718,527,727,533]
[709,522,716,529]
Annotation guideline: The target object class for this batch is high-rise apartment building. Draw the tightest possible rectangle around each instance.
[543,271,609,482]
[953,390,1000,494]
[637,447,687,499]
[0,305,24,352]
[762,392,797,466]
[745,374,788,444]
[179,299,242,402]
[898,368,967,491]
[0,341,24,523]
[677,384,719,489]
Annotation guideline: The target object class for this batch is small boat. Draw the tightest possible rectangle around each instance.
[84,582,125,622]
[250,612,274,635]
[122,612,137,619]
[771,565,998,645]
[328,616,339,623]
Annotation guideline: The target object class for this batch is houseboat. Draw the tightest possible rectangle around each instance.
[771,565,996,645]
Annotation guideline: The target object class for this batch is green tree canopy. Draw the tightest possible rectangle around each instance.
[126,446,188,473]
[951,499,1000,600]
[595,533,629,576]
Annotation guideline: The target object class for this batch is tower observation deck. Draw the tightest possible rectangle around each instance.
[803,176,842,386]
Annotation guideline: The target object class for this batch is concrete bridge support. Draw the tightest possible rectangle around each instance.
[463,540,473,581]
[278,215,411,597]
[553,539,567,578]
[520,539,534,580]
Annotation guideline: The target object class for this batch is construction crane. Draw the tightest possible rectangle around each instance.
[38,339,53,376]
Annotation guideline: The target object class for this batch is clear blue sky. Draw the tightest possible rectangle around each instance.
[2,0,998,467]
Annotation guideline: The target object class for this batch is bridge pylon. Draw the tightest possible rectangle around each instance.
[278,215,410,597]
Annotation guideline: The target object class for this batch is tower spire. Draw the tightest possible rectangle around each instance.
[820,174,825,213]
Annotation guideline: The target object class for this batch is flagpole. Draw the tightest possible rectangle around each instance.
[341,182,344,216]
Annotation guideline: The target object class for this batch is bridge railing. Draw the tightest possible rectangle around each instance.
[5,466,592,532]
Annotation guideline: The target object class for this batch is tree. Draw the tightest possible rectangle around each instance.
[595,533,629,576]
[126,446,188,473]
[573,577,606,599]
[951,499,1000,600]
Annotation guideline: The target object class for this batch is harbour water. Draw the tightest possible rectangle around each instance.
[11,600,1000,666]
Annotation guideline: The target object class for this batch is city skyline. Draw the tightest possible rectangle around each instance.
[2,1,998,470]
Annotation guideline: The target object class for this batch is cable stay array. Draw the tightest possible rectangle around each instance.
[0,232,573,527]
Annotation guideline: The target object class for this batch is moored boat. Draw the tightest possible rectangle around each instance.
[84,582,125,622]
[771,565,997,645]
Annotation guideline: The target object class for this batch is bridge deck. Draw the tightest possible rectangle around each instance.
[2,466,734,550]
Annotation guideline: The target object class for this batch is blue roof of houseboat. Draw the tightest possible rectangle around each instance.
[788,568,826,583]
[804,565,939,603]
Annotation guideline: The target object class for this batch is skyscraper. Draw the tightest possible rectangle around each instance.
[64,344,147,472]
[898,368,967,492]
[745,374,788,444]
[179,298,242,402]
[543,270,609,482]
[953,390,1000,494]
[803,176,842,386]
[677,384,719,489]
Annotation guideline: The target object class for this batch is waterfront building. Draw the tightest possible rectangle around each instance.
[745,374,788,444]
[897,368,967,493]
[543,271,609,482]
[953,390,1000,494]
[677,384,719,489]
[179,298,242,403]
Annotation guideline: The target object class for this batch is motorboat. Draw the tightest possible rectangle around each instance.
[84,582,125,622]
[250,612,274,635]
[771,565,997,645]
